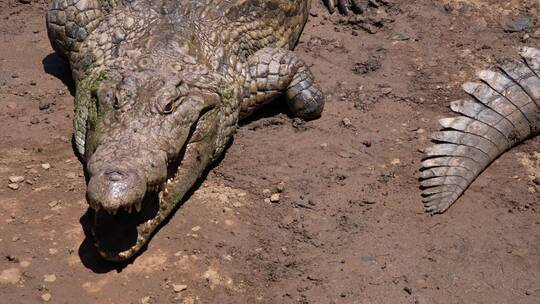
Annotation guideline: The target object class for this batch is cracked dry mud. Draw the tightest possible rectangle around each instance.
[1,0,539,303]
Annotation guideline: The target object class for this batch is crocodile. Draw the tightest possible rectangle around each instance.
[45,0,368,261]
[420,46,540,214]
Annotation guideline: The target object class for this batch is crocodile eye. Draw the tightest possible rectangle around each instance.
[162,100,174,114]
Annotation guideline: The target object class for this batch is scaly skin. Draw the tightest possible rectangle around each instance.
[420,47,540,214]
[46,0,364,261]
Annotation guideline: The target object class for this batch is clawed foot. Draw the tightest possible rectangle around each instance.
[323,0,386,15]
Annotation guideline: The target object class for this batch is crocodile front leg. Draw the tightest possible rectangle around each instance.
[323,0,370,14]
[46,0,117,60]
[241,48,325,120]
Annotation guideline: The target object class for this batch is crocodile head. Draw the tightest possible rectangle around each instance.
[81,53,230,261]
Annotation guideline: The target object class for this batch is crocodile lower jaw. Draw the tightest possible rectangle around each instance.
[91,178,178,261]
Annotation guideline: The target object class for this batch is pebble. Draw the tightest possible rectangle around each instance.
[8,183,19,190]
[191,226,201,232]
[0,268,22,285]
[30,117,40,124]
[276,181,286,193]
[9,176,24,183]
[341,118,353,127]
[173,284,187,293]
[262,189,271,195]
[141,296,151,304]
[391,158,401,165]
[270,193,280,203]
[48,201,59,208]
[264,198,271,204]
[41,293,52,302]
[44,274,56,282]
[41,163,51,170]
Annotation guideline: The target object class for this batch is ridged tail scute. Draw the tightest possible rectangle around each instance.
[420,47,540,214]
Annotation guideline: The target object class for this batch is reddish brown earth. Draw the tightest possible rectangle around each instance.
[1,0,539,303]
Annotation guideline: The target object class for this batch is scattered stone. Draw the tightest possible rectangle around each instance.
[232,202,243,208]
[270,193,280,203]
[264,198,271,204]
[48,201,59,208]
[41,293,52,302]
[262,189,271,195]
[191,226,201,232]
[48,248,58,255]
[8,183,19,190]
[276,181,286,193]
[501,15,535,33]
[38,101,52,111]
[41,163,51,170]
[19,261,30,268]
[403,286,412,295]
[0,268,22,285]
[44,274,56,282]
[9,176,24,183]
[341,118,353,127]
[381,87,393,95]
[30,117,40,124]
[320,143,328,149]
[173,284,187,293]
[391,158,401,165]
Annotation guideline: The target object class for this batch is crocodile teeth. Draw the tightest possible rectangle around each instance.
[106,208,118,216]
[135,201,142,213]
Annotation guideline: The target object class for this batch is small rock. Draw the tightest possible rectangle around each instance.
[41,293,52,302]
[320,143,328,149]
[48,248,58,255]
[381,87,393,94]
[0,268,22,285]
[48,201,59,208]
[9,176,24,183]
[30,117,40,124]
[8,183,19,190]
[44,274,56,282]
[391,158,401,165]
[533,176,540,185]
[141,296,151,304]
[262,189,271,195]
[38,101,51,111]
[270,193,280,203]
[191,226,201,232]
[173,284,187,293]
[41,163,51,170]
[501,15,534,32]
[276,181,286,193]
[264,198,271,204]
[341,118,353,127]
[403,286,412,295]
[19,261,30,268]
[362,140,372,147]
[65,172,77,179]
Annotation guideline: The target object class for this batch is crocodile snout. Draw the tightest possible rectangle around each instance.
[87,166,147,213]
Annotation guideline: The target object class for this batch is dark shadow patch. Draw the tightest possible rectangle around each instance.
[42,53,75,96]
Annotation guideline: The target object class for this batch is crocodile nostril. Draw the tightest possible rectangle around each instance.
[105,170,125,182]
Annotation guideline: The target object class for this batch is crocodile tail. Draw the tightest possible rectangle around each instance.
[420,46,540,214]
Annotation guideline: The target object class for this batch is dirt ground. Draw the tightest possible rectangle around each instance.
[1,0,539,303]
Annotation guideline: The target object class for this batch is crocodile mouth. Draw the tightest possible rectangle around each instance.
[88,107,218,261]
